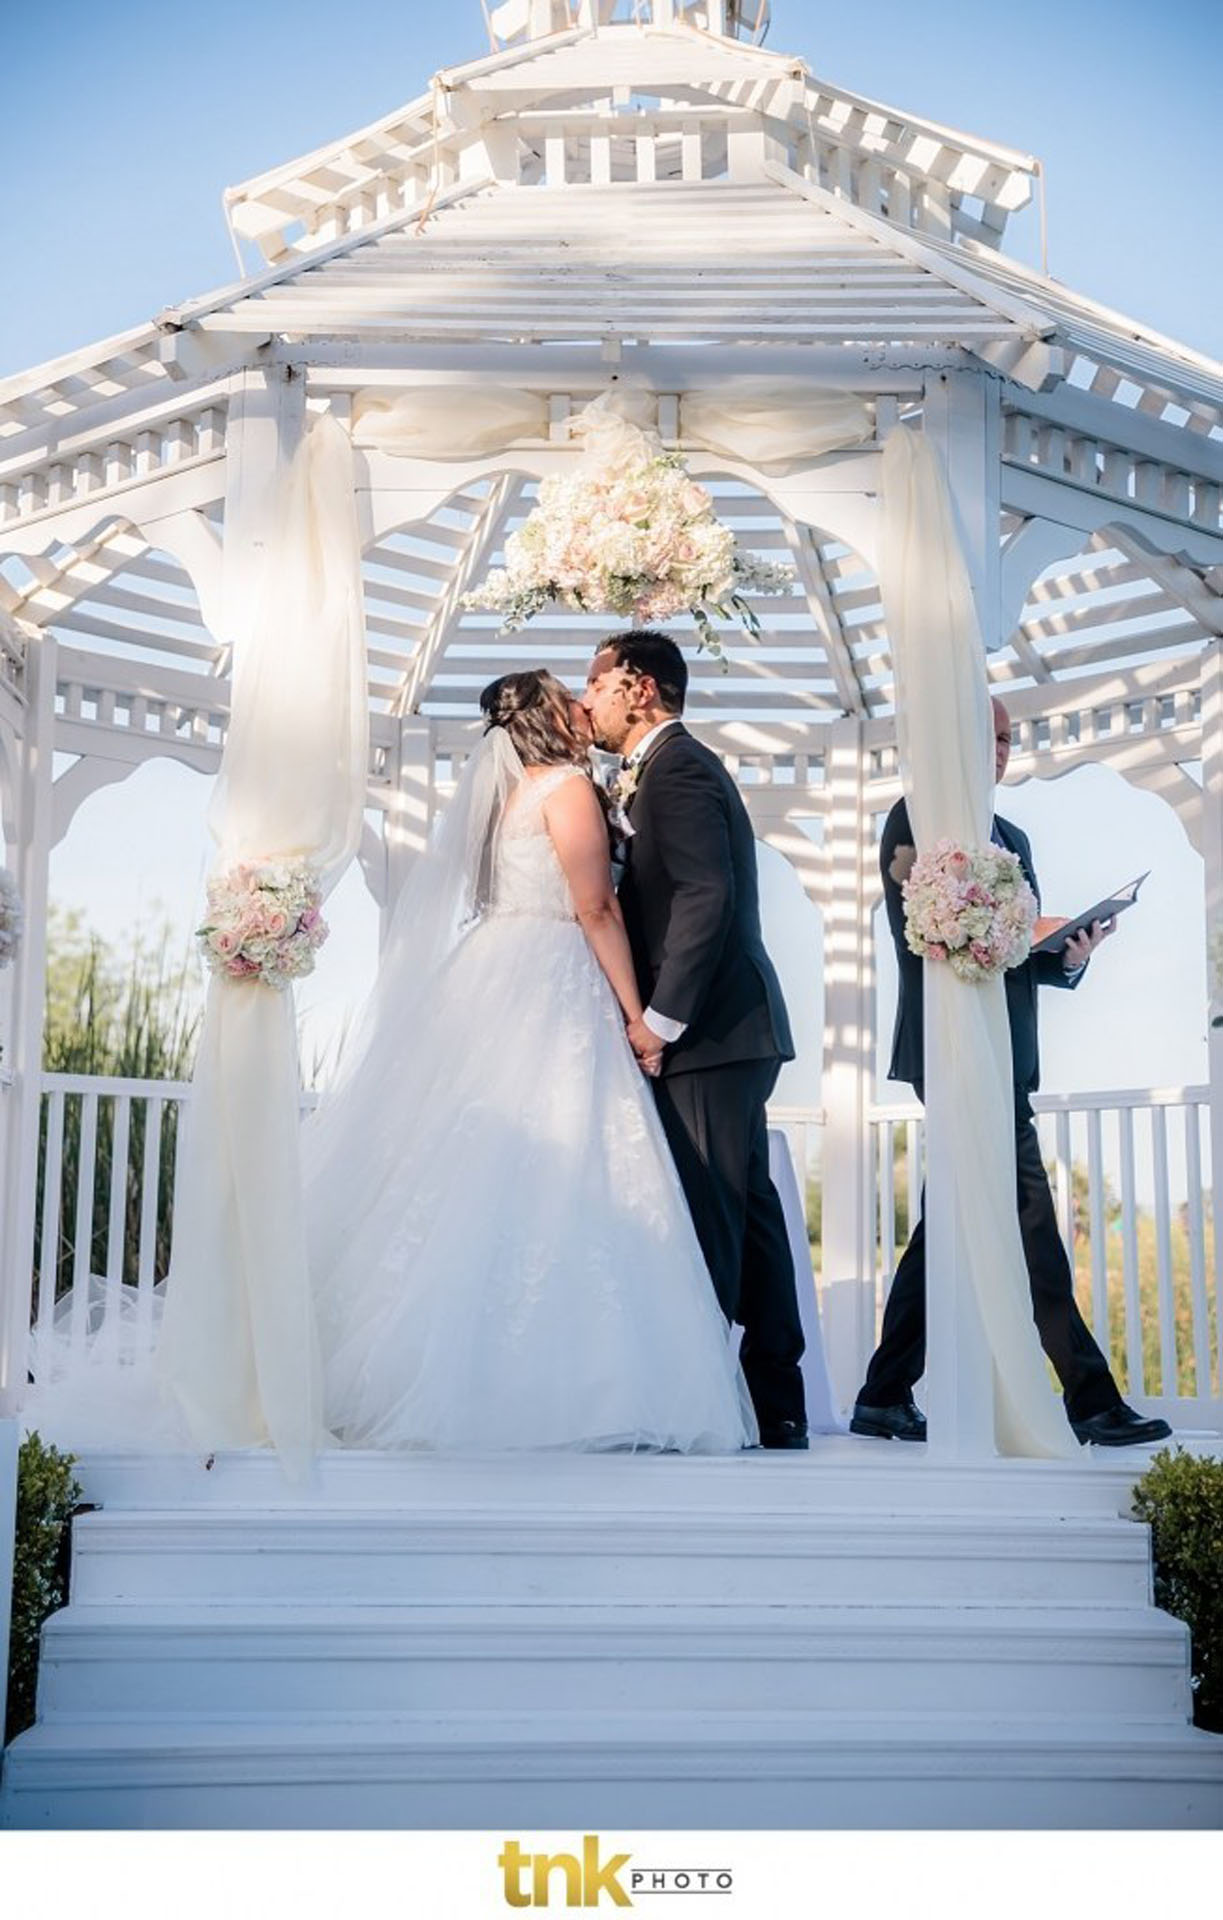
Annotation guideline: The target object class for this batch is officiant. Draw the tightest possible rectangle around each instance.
[851,697,1172,1450]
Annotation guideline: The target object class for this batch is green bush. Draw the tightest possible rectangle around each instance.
[5,1432,81,1744]
[1132,1447,1223,1734]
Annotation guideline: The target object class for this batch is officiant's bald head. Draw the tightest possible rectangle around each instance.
[992,696,1012,784]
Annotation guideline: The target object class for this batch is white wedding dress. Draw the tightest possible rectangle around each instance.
[305,751,756,1454]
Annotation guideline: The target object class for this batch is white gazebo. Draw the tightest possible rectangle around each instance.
[1,0,1221,1829]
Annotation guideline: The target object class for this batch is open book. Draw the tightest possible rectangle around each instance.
[1030,873,1149,956]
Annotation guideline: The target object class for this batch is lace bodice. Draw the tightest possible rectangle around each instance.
[490,765,587,920]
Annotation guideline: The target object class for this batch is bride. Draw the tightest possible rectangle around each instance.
[303,668,756,1453]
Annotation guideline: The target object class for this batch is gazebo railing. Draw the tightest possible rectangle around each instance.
[22,1071,1223,1432]
[869,1086,1220,1421]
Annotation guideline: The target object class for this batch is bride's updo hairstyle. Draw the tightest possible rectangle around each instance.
[479,669,587,766]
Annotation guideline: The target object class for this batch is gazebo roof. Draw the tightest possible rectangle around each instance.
[2,14,1221,749]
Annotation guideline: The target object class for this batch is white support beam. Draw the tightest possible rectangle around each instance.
[1202,640,1223,1398]
[817,715,875,1410]
[781,523,865,717]
[1001,382,1223,487]
[0,635,55,1412]
[298,342,959,386]
[1001,464,1223,573]
[382,718,434,940]
[51,755,142,848]
[141,509,224,641]
[999,516,1089,646]
[399,474,515,715]
[0,459,227,556]
[1108,528,1223,638]
[924,369,1002,645]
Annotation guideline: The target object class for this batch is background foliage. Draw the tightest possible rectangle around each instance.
[1132,1449,1223,1733]
[6,1432,80,1744]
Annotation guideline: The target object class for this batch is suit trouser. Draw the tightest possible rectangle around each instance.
[861,1103,1122,1425]
[653,1056,807,1433]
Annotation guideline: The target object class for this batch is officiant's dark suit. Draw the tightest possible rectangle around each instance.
[855,792,1149,1442]
[617,718,808,1445]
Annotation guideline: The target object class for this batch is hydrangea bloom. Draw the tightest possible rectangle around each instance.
[903,839,1037,984]
[197,859,328,991]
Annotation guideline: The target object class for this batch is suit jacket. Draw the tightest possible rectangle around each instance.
[881,796,1081,1115]
[618,723,794,1077]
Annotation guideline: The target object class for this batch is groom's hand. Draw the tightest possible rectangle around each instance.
[626,1016,664,1077]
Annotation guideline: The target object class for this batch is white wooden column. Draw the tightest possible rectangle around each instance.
[381,717,434,947]
[919,371,998,1456]
[1201,638,1223,1399]
[819,715,875,1406]
[0,634,56,1413]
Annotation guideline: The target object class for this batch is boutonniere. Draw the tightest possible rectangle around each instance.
[610,763,640,811]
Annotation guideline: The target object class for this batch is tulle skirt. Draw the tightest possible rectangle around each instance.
[306,911,756,1453]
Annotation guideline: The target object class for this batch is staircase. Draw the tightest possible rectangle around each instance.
[3,1442,1222,1829]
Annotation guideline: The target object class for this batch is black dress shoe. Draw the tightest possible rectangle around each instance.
[1071,1404,1172,1448]
[850,1400,928,1442]
[758,1420,809,1450]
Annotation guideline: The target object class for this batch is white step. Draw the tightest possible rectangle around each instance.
[5,1711,1222,1830]
[66,1443,1156,1520]
[36,1601,1192,1721]
[68,1505,1153,1607]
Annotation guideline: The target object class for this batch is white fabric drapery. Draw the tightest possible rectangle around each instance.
[157,413,369,1478]
[679,378,871,469]
[351,380,871,471]
[878,425,1075,1459]
[353,386,548,455]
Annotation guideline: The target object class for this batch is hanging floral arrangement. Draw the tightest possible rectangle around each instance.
[461,390,793,659]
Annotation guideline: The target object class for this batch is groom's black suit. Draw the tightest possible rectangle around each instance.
[617,720,807,1436]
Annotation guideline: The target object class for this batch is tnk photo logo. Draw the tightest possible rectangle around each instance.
[498,1837,734,1907]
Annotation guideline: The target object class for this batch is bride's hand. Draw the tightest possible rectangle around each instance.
[625,1014,664,1078]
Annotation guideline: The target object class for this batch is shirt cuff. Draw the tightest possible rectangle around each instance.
[643,1006,687,1044]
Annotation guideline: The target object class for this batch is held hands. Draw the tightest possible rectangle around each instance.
[626,1014,664,1079]
[1062,916,1117,973]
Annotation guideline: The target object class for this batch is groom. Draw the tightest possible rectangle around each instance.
[583,630,808,1448]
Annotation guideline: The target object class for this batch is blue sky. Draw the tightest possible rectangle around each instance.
[4,0,1220,376]
[5,0,1219,1185]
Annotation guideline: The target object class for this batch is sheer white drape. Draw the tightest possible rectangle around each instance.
[679,379,871,469]
[157,414,369,1477]
[879,425,1074,1459]
[351,381,871,470]
[353,387,546,454]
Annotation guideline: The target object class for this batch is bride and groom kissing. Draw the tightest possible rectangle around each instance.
[303,627,807,1456]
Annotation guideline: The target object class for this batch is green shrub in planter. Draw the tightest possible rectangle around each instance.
[5,1432,80,1744]
[1132,1447,1223,1734]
